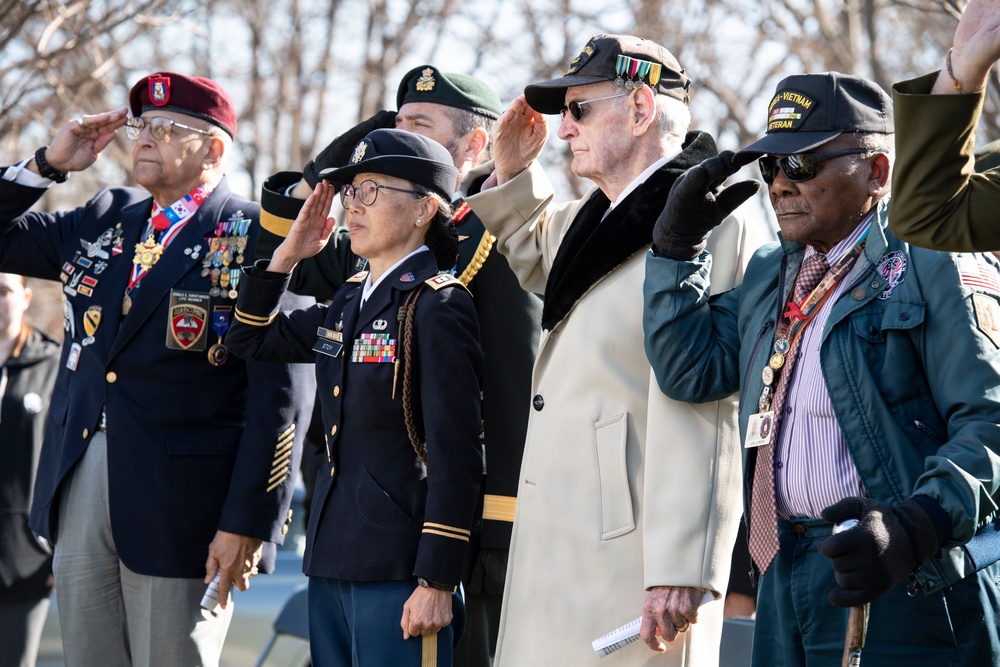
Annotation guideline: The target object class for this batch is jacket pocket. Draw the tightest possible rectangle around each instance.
[594,413,635,540]
[166,429,240,546]
[356,468,414,530]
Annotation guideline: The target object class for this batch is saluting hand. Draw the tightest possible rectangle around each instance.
[43,108,128,174]
[937,0,1000,94]
[493,96,548,184]
[269,181,338,274]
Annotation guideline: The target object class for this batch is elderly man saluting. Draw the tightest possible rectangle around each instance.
[464,34,769,666]
[643,72,1000,665]
[0,73,314,666]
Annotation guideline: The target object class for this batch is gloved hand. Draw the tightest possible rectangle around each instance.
[652,150,760,260]
[302,109,397,187]
[819,497,944,607]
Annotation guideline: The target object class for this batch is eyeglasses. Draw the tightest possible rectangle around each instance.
[559,93,629,121]
[758,149,870,184]
[125,116,214,142]
[340,179,424,208]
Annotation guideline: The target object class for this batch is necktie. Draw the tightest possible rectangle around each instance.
[748,253,829,575]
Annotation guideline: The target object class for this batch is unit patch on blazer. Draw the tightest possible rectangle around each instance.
[166,290,210,351]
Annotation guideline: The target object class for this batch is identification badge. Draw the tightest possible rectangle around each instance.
[66,342,82,371]
[313,338,343,358]
[745,411,775,449]
[166,290,210,351]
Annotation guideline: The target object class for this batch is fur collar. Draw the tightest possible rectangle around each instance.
[541,131,719,330]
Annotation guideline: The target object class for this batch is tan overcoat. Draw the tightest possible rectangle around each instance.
[467,152,772,666]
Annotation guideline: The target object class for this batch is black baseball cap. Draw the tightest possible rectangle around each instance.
[524,34,691,114]
[319,129,458,201]
[396,65,502,120]
[738,72,893,157]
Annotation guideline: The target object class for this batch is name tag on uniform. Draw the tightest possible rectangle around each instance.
[313,338,343,358]
[744,411,775,449]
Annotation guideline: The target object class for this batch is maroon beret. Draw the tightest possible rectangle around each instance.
[129,71,237,138]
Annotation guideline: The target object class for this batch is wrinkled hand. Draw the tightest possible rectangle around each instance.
[819,497,943,608]
[640,585,703,651]
[44,108,128,174]
[269,181,338,273]
[205,530,264,609]
[945,0,1000,92]
[302,109,397,188]
[493,96,547,184]
[400,586,453,639]
[652,151,760,260]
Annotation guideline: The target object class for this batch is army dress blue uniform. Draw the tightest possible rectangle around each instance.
[227,248,484,665]
[0,174,314,579]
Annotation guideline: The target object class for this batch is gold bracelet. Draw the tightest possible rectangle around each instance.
[946,47,964,93]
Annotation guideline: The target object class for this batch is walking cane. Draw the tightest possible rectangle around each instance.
[833,519,869,667]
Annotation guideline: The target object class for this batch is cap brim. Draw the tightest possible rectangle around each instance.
[524,74,613,114]
[736,131,842,158]
[319,156,454,200]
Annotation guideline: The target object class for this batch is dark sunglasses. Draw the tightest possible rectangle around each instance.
[559,93,629,121]
[758,149,870,184]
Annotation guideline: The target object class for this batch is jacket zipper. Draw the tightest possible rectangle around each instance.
[738,319,775,414]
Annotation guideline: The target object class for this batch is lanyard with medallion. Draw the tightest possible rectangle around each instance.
[745,232,868,449]
[123,182,215,315]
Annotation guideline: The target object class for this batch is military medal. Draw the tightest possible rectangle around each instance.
[122,291,132,316]
[773,338,790,355]
[208,305,232,366]
[133,232,165,271]
[227,268,240,300]
[761,366,774,387]
[768,352,785,370]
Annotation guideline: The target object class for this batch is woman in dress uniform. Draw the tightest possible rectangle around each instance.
[226,129,483,666]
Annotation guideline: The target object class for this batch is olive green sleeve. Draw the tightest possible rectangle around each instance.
[891,72,1000,251]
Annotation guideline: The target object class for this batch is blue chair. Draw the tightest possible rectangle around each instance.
[253,586,310,667]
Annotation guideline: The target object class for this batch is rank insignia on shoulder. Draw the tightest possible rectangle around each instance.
[346,271,369,284]
[425,273,462,290]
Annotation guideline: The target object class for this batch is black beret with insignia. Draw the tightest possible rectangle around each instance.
[397,65,502,120]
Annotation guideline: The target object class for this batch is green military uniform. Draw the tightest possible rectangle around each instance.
[891,72,1000,250]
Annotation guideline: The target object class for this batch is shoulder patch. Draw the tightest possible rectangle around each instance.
[973,293,1000,349]
[957,254,1000,294]
[425,273,462,290]
[346,271,369,284]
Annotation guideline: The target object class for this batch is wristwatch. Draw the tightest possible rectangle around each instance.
[416,577,457,593]
[34,147,68,183]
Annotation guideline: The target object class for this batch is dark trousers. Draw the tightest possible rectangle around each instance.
[452,591,501,667]
[308,577,459,667]
[0,597,50,667]
[752,517,1000,666]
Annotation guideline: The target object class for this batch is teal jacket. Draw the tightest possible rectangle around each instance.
[643,198,1000,594]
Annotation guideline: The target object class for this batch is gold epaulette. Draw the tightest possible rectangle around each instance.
[346,271,369,284]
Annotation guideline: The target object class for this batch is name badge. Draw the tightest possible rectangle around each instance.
[744,411,775,449]
[313,338,343,358]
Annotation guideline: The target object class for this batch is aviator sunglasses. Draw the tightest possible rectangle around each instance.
[758,149,870,184]
[125,116,214,142]
[559,93,629,121]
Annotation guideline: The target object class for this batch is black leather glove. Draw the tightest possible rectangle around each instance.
[301,109,397,188]
[652,150,760,260]
[819,497,945,607]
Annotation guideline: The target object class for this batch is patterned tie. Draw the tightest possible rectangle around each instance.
[748,253,830,574]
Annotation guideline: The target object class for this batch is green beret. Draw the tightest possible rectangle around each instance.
[396,65,502,120]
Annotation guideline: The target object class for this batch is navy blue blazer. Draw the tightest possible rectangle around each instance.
[227,250,483,587]
[0,173,315,578]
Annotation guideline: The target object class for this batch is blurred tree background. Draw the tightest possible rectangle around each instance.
[0,0,989,335]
